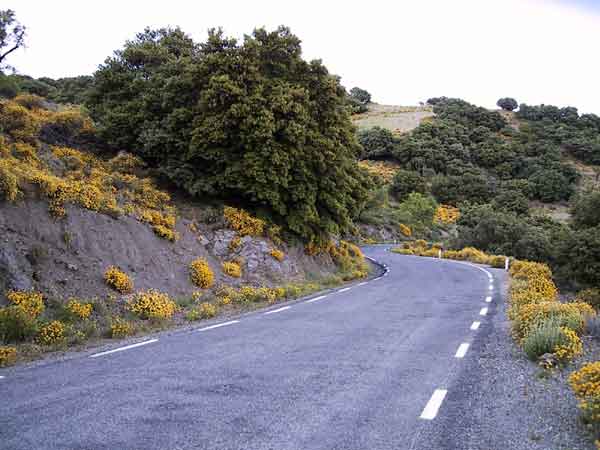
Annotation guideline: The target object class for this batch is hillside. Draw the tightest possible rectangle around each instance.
[0,93,369,364]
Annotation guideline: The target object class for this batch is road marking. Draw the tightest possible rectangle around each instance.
[373,276,382,281]
[197,320,240,331]
[306,295,327,303]
[470,321,481,330]
[489,284,493,290]
[90,339,158,358]
[420,389,447,420]
[455,343,470,358]
[338,287,351,293]
[264,306,291,315]
[485,296,492,303]
[480,307,488,316]
[357,282,367,286]
[0,375,4,379]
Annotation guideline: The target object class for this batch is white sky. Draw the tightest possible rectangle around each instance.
[5,0,600,113]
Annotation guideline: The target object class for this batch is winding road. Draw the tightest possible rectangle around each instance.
[0,245,506,450]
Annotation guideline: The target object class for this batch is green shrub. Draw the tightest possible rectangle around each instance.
[390,169,426,201]
[577,288,600,310]
[0,306,38,343]
[522,319,564,361]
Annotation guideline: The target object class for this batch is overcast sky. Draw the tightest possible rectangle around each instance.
[5,0,600,113]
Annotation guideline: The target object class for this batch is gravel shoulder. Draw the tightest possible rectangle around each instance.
[418,275,597,450]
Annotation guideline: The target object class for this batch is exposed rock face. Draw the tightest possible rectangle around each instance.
[0,199,335,303]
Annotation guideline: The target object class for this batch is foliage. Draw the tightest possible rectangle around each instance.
[357,160,399,183]
[128,289,178,320]
[0,9,26,68]
[223,207,265,237]
[398,193,437,230]
[6,290,44,317]
[222,261,242,278]
[37,320,65,346]
[399,223,412,237]
[390,169,426,201]
[187,302,218,321]
[358,126,396,159]
[0,345,16,366]
[66,299,93,320]
[434,204,460,225]
[497,97,518,111]
[87,26,372,240]
[349,87,371,105]
[556,225,600,287]
[522,319,571,361]
[570,362,600,426]
[110,318,134,338]
[0,305,38,342]
[578,289,600,311]
[103,266,133,294]
[572,191,600,229]
[269,249,285,262]
[189,258,214,288]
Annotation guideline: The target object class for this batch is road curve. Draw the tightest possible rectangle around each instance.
[0,245,505,450]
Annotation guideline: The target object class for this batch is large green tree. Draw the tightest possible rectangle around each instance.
[88,26,371,239]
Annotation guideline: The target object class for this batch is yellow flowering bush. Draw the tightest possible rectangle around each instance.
[104,266,133,294]
[223,206,265,236]
[399,223,412,237]
[229,235,242,252]
[553,327,583,362]
[0,346,17,367]
[66,299,93,320]
[434,205,460,224]
[222,261,242,278]
[357,160,400,183]
[6,290,44,317]
[37,320,65,346]
[196,302,218,319]
[0,162,19,201]
[152,224,179,242]
[269,249,285,262]
[189,258,214,288]
[128,289,178,320]
[110,318,134,338]
[570,362,600,425]
[512,301,594,341]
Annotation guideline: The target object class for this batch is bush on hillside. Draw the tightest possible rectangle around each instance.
[87,26,372,241]
[572,191,600,229]
[390,169,426,201]
[358,126,397,159]
[497,97,518,111]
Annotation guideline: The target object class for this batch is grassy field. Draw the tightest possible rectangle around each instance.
[352,104,434,135]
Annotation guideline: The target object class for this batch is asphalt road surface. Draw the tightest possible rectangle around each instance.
[0,245,505,450]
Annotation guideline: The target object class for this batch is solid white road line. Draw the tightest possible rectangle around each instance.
[338,287,351,293]
[0,375,4,379]
[264,306,291,315]
[373,276,382,281]
[357,282,367,286]
[480,307,488,316]
[306,295,327,303]
[455,343,470,358]
[485,296,492,303]
[420,389,448,420]
[197,320,240,332]
[90,339,159,358]
[470,321,481,330]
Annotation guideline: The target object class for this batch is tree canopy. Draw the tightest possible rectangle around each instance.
[0,10,25,68]
[87,26,372,240]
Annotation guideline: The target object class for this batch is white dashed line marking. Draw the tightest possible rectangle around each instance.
[197,320,240,332]
[264,306,291,315]
[0,375,4,379]
[357,282,367,286]
[420,389,447,420]
[489,284,493,290]
[373,276,382,281]
[90,339,159,358]
[306,295,327,303]
[480,307,488,316]
[470,321,481,330]
[338,287,351,293]
[485,296,492,303]
[455,343,470,358]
